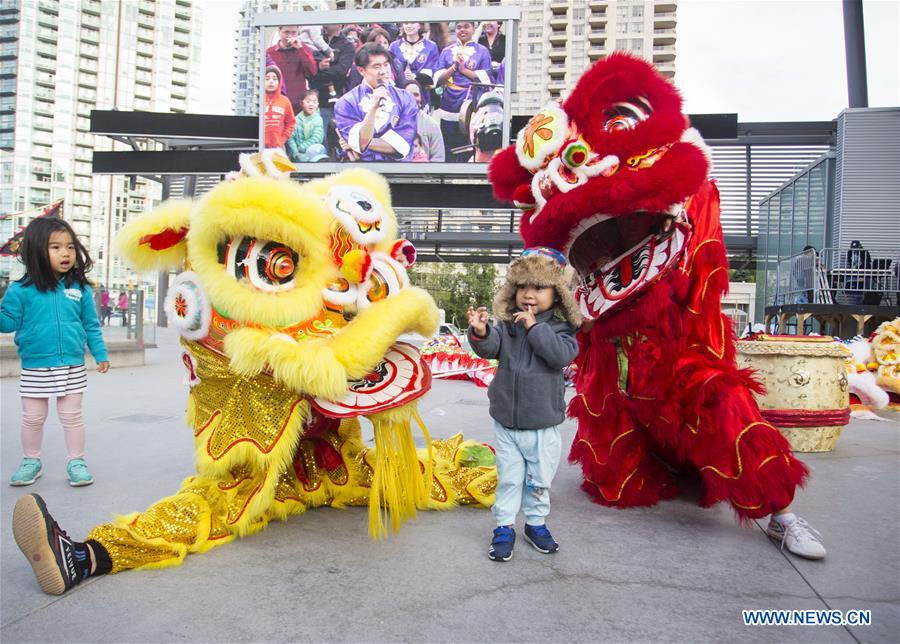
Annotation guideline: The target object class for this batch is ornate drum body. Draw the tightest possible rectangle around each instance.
[737,338,850,452]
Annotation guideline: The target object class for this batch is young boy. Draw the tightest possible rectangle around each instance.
[467,247,582,562]
[286,89,328,162]
[263,65,296,153]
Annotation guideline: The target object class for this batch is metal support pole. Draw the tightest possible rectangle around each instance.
[842,0,868,108]
[156,176,172,327]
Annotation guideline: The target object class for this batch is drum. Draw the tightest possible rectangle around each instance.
[736,337,850,452]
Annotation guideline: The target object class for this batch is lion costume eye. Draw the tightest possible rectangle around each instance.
[561,139,591,169]
[217,237,300,292]
[603,97,652,134]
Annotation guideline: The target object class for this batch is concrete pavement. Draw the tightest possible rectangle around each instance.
[1,326,898,642]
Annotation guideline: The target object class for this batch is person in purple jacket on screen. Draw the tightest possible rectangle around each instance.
[391,22,440,85]
[334,43,419,162]
[435,21,492,162]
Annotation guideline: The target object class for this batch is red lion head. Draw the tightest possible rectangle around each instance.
[490,53,712,320]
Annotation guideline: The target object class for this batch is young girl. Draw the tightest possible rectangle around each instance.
[0,217,109,487]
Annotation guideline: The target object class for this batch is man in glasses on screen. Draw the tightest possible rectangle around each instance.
[334,43,418,162]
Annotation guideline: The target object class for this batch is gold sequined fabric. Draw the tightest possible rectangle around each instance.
[185,340,307,461]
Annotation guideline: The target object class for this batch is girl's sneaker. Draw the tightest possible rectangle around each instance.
[66,459,93,487]
[10,458,42,486]
[524,523,559,554]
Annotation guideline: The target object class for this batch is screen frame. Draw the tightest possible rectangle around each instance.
[254,7,520,176]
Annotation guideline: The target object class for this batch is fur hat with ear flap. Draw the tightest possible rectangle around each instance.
[493,247,583,328]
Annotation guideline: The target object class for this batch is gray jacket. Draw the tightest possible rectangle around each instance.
[468,309,578,430]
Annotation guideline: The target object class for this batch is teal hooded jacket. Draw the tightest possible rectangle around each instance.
[0,279,109,369]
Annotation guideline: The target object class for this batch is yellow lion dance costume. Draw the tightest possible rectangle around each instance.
[13,158,496,594]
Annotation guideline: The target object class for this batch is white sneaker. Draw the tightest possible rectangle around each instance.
[766,516,826,560]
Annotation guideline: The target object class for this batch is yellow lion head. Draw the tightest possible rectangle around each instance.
[117,160,438,403]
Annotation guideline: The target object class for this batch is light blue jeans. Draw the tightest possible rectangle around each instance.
[491,421,562,527]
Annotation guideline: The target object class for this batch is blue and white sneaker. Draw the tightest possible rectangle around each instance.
[488,526,515,562]
[66,459,93,487]
[524,523,559,554]
[10,458,42,486]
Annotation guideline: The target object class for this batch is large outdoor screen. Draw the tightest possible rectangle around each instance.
[255,8,519,174]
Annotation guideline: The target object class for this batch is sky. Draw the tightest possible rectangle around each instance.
[193,0,899,121]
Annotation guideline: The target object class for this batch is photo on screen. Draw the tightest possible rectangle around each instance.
[259,15,513,169]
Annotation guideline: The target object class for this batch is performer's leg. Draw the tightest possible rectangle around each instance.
[570,398,676,507]
[683,372,808,521]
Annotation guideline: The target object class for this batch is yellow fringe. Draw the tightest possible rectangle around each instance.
[367,402,429,539]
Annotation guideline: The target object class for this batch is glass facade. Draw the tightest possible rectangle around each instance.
[754,155,835,320]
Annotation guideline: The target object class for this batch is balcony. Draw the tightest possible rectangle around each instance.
[548,64,566,78]
[588,14,607,27]
[653,29,675,45]
[36,27,57,43]
[654,12,676,28]
[654,1,677,12]
[550,1,568,15]
[80,27,99,44]
[588,31,605,44]
[549,32,568,45]
[652,44,675,61]
[35,56,55,72]
[588,47,605,61]
[35,71,54,86]
[549,48,566,61]
[548,79,567,92]
[82,0,101,15]
[138,0,155,15]
[0,0,19,14]
[37,12,57,28]
[588,0,606,10]
[37,0,56,15]
[656,60,675,76]
[549,16,568,29]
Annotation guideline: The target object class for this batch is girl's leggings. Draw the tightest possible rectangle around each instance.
[21,394,86,461]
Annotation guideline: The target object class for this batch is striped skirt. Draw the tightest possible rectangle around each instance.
[19,364,88,398]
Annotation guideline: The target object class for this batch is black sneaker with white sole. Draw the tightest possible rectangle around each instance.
[12,494,89,595]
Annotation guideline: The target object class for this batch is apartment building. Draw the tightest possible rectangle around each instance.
[0,0,201,287]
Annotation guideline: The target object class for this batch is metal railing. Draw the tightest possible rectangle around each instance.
[774,246,899,306]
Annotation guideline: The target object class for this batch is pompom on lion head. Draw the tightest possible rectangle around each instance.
[489,53,712,320]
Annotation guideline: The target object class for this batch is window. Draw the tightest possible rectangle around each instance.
[632,6,643,17]
[617,22,627,34]
[617,6,628,18]
[631,39,643,52]
[616,39,628,50]
[632,22,643,33]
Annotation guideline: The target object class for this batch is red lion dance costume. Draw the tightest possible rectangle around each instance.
[489,53,807,520]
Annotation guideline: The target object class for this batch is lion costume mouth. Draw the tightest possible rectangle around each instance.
[565,204,690,320]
